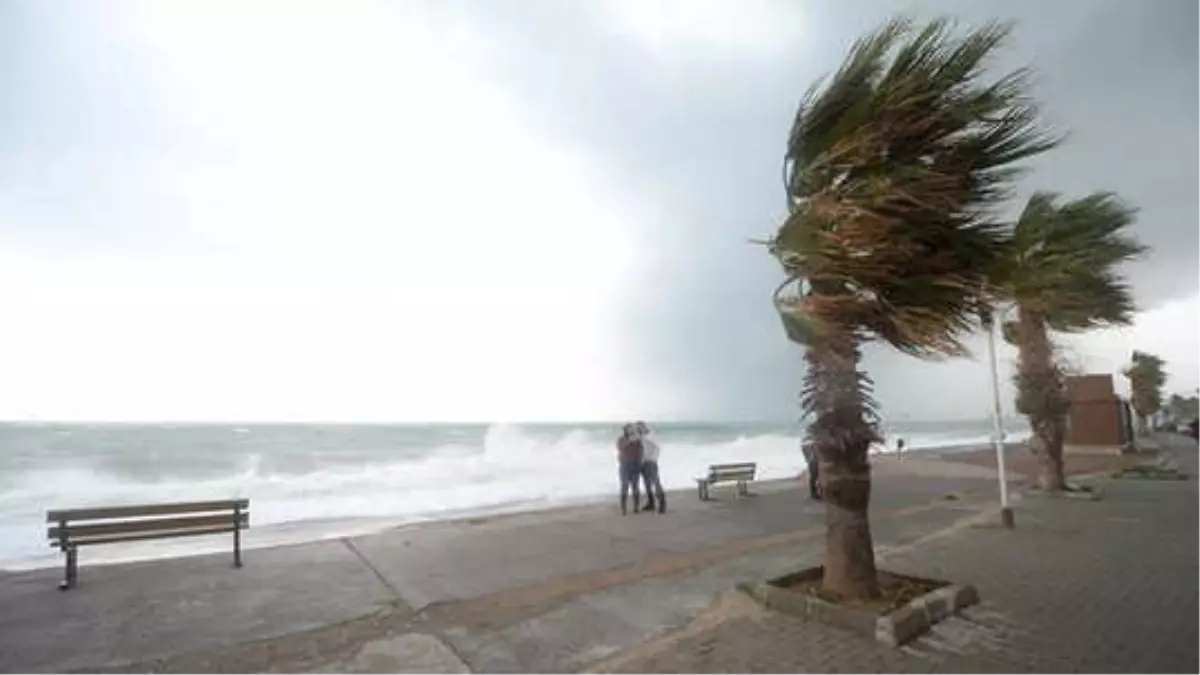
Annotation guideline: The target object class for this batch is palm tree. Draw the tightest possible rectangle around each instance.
[768,17,1055,600]
[1166,392,1199,425]
[1167,393,1184,422]
[994,192,1146,491]
[1125,350,1167,433]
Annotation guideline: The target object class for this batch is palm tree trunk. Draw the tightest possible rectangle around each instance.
[1015,306,1068,492]
[805,334,880,600]
[1031,419,1066,490]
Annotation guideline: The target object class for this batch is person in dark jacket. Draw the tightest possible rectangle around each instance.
[616,424,643,515]
[801,440,821,500]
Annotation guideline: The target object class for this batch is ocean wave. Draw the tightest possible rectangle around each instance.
[0,422,1027,567]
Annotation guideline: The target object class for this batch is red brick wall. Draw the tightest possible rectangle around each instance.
[1067,399,1123,446]
[1065,375,1124,446]
[1066,374,1116,403]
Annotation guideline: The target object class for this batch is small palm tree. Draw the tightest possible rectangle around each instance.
[993,192,1146,490]
[1167,393,1184,421]
[1125,350,1167,433]
[768,17,1055,600]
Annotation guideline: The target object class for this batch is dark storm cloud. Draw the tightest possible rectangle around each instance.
[442,0,1198,421]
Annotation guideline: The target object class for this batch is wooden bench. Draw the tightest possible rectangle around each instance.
[695,463,757,500]
[46,499,249,590]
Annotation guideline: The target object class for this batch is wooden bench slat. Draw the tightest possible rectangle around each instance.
[47,499,249,523]
[49,513,249,541]
[708,465,756,478]
[51,523,242,548]
[710,471,755,480]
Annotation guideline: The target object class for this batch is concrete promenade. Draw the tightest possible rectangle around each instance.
[2,454,1003,667]
[600,435,1199,674]
[0,440,1192,673]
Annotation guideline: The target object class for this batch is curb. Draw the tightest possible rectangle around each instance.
[877,584,979,647]
[1024,485,1105,501]
[740,580,980,648]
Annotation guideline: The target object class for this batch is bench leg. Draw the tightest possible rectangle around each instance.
[58,546,77,591]
[233,504,244,568]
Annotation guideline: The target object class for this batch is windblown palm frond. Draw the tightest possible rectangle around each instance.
[771,17,1058,359]
[997,190,1147,490]
[1000,191,1146,332]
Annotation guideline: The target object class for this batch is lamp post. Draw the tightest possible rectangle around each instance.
[984,310,1014,528]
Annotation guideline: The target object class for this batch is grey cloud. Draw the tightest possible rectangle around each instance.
[444,0,1197,420]
[1,0,1193,421]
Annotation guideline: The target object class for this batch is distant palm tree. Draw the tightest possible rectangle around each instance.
[768,17,1055,600]
[1166,393,1184,424]
[1125,350,1167,434]
[993,192,1146,491]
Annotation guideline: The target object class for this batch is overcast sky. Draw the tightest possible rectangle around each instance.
[0,0,1196,423]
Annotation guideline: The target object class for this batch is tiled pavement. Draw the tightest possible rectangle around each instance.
[605,437,1199,674]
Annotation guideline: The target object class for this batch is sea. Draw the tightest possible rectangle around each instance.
[0,419,1030,570]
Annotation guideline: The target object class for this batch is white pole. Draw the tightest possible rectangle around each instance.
[985,314,1015,528]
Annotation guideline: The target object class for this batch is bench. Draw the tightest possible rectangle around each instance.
[695,463,757,500]
[46,498,249,590]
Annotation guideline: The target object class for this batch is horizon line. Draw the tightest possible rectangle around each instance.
[0,416,1029,426]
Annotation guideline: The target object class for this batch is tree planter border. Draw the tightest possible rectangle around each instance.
[740,567,979,647]
[1025,482,1104,501]
[1110,466,1189,481]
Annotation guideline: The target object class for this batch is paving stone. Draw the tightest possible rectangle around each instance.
[345,634,469,674]
[601,437,1199,674]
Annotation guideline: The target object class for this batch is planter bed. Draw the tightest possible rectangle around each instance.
[741,566,979,647]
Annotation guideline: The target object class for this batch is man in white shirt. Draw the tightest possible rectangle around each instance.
[635,421,666,513]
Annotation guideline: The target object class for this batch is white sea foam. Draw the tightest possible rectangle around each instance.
[0,422,1027,569]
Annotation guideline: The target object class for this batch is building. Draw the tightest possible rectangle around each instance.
[1064,374,1135,455]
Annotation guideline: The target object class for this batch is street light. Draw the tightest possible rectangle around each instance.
[983,308,1015,528]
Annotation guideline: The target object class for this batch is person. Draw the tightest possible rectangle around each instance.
[801,439,821,500]
[1188,418,1198,441]
[897,438,906,455]
[616,424,643,515]
[635,421,666,513]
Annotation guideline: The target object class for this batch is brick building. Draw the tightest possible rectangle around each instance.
[1064,374,1135,455]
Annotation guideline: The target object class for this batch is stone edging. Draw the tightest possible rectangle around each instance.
[879,584,979,646]
[1024,486,1104,501]
[739,580,979,647]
